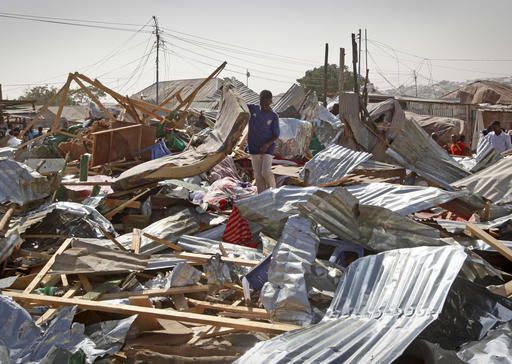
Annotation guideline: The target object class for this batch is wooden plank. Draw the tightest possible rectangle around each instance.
[61,181,113,186]
[131,228,142,254]
[5,291,300,334]
[36,282,81,325]
[0,205,16,236]
[187,299,269,317]
[142,233,183,252]
[175,252,260,267]
[78,274,93,292]
[97,225,129,251]
[465,224,512,262]
[50,75,72,132]
[104,199,142,209]
[60,274,69,288]
[72,74,116,120]
[93,285,210,300]
[23,238,74,293]
[105,188,149,220]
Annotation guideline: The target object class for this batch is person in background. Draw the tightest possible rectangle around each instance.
[7,128,22,147]
[457,135,472,156]
[449,134,465,156]
[486,121,512,153]
[247,90,280,193]
[26,126,37,140]
[35,126,44,137]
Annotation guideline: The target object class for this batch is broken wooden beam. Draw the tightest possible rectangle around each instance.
[4,291,300,334]
[143,233,183,252]
[92,285,210,300]
[465,223,512,262]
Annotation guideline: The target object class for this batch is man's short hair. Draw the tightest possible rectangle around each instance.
[491,121,501,127]
[260,90,273,100]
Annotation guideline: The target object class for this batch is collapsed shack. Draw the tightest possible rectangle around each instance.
[0,63,511,364]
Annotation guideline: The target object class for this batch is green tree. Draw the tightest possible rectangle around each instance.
[18,85,106,105]
[18,85,72,105]
[69,86,106,105]
[297,64,356,101]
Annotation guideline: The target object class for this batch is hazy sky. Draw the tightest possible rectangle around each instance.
[1,0,511,99]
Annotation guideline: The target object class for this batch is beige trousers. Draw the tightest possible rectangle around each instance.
[250,154,276,193]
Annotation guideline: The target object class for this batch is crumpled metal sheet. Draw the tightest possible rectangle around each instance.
[260,215,319,325]
[300,188,442,251]
[117,207,200,254]
[0,232,23,265]
[371,100,469,188]
[274,84,306,115]
[0,158,53,205]
[274,118,313,160]
[0,296,135,363]
[345,182,469,215]
[237,186,327,239]
[420,277,512,349]
[471,134,502,173]
[457,322,512,363]
[9,201,115,241]
[237,245,467,364]
[299,144,372,186]
[452,157,512,205]
[205,254,237,287]
[178,235,264,261]
[144,262,202,289]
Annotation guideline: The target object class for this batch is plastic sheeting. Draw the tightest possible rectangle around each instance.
[345,182,468,215]
[457,322,512,363]
[301,188,442,251]
[420,278,512,349]
[274,118,313,160]
[237,246,467,364]
[260,215,319,325]
[0,296,135,363]
[299,144,372,186]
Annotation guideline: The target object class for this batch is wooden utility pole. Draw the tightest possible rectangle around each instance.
[414,71,418,97]
[323,43,329,106]
[351,34,359,96]
[365,29,368,73]
[153,16,161,104]
[358,29,362,77]
[339,48,345,118]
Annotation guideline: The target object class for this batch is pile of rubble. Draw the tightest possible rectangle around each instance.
[0,69,511,364]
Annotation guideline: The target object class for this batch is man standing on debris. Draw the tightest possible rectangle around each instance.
[247,90,280,193]
[487,121,512,153]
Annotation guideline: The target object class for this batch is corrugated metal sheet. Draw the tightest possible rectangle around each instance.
[177,235,264,261]
[382,101,470,188]
[299,145,372,186]
[237,245,467,364]
[300,188,442,251]
[345,182,468,215]
[260,215,319,325]
[117,208,200,254]
[274,84,306,114]
[237,186,326,239]
[451,157,512,205]
[0,158,52,205]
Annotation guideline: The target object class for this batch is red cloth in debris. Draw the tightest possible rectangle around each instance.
[222,206,256,248]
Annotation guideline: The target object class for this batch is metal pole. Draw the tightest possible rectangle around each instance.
[153,16,160,104]
[323,43,329,106]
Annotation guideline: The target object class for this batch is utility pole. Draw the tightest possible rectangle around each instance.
[246,69,250,87]
[323,43,329,106]
[152,16,160,104]
[365,29,368,73]
[339,48,345,117]
[358,29,362,77]
[414,71,418,97]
